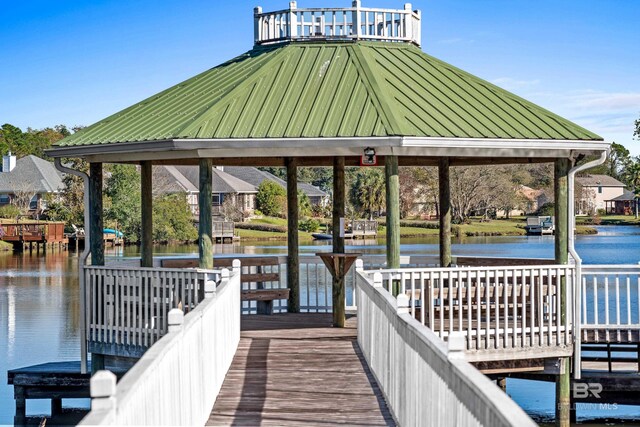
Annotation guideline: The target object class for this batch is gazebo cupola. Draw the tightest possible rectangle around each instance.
[254,1,421,47]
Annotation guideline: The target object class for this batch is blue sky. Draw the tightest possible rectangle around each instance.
[1,0,638,153]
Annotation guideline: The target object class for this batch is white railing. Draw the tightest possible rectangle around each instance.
[581,265,640,341]
[356,270,536,427]
[363,264,575,360]
[85,265,220,355]
[81,268,241,425]
[254,1,421,46]
[233,254,439,314]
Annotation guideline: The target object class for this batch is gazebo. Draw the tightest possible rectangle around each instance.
[47,2,609,425]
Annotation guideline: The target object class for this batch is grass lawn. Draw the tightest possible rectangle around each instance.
[456,220,526,236]
[249,217,288,226]
[236,228,314,241]
[379,225,439,237]
[243,216,598,239]
[576,215,640,226]
[0,240,12,251]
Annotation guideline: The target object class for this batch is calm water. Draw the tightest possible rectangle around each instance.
[1,225,639,424]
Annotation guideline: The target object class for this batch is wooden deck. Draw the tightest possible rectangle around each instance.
[207,313,395,426]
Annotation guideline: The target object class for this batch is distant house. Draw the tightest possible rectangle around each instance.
[605,189,637,216]
[576,174,625,215]
[224,167,329,206]
[153,166,257,217]
[0,153,64,212]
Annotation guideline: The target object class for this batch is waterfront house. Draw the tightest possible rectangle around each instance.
[0,153,64,213]
[224,166,329,207]
[576,174,625,214]
[153,165,258,218]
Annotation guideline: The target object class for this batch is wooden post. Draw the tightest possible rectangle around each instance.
[140,161,153,267]
[554,158,570,427]
[438,158,452,267]
[14,385,25,421]
[89,162,105,374]
[385,155,400,269]
[333,156,345,326]
[286,157,300,312]
[89,163,104,266]
[333,157,345,254]
[199,159,213,270]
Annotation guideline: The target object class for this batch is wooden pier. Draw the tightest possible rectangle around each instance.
[208,313,394,426]
[7,361,127,425]
[0,221,67,251]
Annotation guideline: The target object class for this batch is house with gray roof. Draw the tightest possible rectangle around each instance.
[153,165,257,219]
[0,153,64,212]
[576,174,626,215]
[223,167,329,207]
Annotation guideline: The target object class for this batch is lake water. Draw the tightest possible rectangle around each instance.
[1,225,639,425]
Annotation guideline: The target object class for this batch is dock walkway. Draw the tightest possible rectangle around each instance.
[207,313,394,426]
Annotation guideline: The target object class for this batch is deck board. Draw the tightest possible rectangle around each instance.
[207,313,394,426]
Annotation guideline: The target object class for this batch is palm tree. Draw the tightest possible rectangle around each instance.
[349,168,385,219]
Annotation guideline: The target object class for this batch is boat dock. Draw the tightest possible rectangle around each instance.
[0,221,67,251]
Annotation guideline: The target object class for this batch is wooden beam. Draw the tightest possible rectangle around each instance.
[117,155,553,168]
[199,159,213,270]
[89,163,104,266]
[385,155,400,268]
[140,161,153,267]
[438,158,452,267]
[286,157,299,313]
[332,157,345,254]
[554,157,570,427]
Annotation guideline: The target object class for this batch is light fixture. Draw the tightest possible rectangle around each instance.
[361,147,377,166]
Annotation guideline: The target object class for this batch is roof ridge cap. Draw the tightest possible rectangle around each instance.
[347,44,403,136]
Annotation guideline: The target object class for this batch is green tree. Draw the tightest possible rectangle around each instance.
[349,168,385,219]
[104,164,141,241]
[256,181,286,217]
[298,190,312,217]
[153,194,198,242]
[40,158,88,227]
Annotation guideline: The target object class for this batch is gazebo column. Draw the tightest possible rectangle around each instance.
[332,156,346,326]
[332,156,345,254]
[286,157,299,313]
[199,159,213,270]
[438,158,452,267]
[140,161,153,268]
[385,155,400,269]
[554,158,570,427]
[89,162,105,373]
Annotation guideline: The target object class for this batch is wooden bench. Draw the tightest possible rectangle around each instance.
[160,256,289,314]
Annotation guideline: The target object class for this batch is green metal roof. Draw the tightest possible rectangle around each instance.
[56,41,601,147]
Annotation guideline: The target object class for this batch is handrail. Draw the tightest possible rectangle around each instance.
[81,267,241,425]
[355,269,536,426]
[364,263,575,360]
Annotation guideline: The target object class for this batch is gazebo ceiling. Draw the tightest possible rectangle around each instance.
[49,40,608,164]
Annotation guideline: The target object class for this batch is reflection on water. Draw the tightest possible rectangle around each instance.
[1,225,639,424]
[0,251,83,424]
